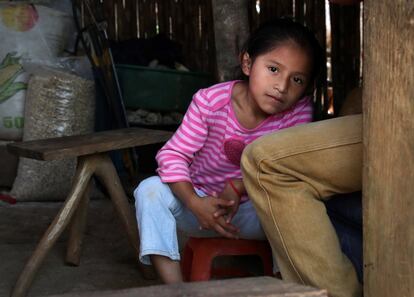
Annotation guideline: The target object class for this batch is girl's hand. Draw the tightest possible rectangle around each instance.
[189,196,240,238]
[213,179,244,223]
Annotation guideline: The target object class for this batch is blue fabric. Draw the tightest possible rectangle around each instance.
[325,192,363,283]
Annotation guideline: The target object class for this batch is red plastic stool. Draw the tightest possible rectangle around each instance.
[181,237,273,281]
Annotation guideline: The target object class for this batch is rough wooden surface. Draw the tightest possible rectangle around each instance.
[362,1,414,297]
[7,128,172,161]
[48,277,328,297]
[65,182,92,266]
[211,0,249,81]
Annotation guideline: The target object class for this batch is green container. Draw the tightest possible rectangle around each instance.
[116,64,214,112]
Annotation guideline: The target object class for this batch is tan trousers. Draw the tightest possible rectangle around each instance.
[241,114,362,297]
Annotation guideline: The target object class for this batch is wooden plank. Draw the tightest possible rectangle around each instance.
[362,1,414,297]
[295,0,305,23]
[329,2,360,114]
[47,277,327,297]
[139,0,157,38]
[187,0,201,70]
[116,0,133,40]
[308,0,328,120]
[276,0,293,16]
[211,0,249,81]
[181,0,194,70]
[156,0,169,36]
[7,128,172,161]
[126,0,138,39]
[102,0,116,40]
[203,0,217,75]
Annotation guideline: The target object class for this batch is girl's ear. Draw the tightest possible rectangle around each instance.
[241,52,252,76]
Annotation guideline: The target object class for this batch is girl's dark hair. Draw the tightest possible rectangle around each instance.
[241,17,324,83]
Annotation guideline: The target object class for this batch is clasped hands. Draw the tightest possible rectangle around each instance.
[189,181,242,239]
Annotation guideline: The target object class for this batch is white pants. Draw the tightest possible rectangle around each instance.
[134,176,266,265]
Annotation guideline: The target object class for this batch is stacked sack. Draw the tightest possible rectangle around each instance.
[0,2,97,201]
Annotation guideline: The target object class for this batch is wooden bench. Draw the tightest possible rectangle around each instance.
[7,127,173,297]
[46,276,328,297]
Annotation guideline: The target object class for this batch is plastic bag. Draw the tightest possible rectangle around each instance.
[0,3,74,61]
[10,64,96,201]
[0,2,76,140]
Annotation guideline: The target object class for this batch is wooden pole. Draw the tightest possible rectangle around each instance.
[11,156,95,297]
[211,0,249,81]
[363,1,414,296]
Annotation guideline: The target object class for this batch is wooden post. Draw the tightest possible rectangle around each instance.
[211,0,249,81]
[363,1,414,297]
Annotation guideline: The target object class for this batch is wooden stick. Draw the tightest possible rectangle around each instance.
[11,155,96,297]
[93,154,157,280]
[65,181,92,266]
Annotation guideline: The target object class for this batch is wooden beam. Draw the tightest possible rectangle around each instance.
[363,1,414,297]
[7,128,172,161]
[45,277,327,297]
[211,0,249,81]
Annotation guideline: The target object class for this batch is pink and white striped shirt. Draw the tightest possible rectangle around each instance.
[156,80,312,198]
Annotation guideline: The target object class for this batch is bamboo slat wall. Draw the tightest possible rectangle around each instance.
[330,3,361,114]
[75,0,216,75]
[74,0,361,117]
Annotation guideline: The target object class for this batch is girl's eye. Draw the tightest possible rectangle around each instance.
[293,77,304,85]
[268,66,279,73]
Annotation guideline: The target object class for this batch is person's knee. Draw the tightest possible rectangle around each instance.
[241,141,261,176]
[241,130,294,172]
[241,137,285,179]
[134,176,163,209]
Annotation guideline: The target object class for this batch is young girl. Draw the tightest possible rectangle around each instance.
[134,17,323,283]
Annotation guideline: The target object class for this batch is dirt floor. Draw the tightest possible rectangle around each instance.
[0,198,162,297]
[0,181,266,297]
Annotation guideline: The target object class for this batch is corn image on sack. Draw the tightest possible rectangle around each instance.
[0,3,74,140]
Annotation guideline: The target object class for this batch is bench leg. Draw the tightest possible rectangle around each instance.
[65,180,92,266]
[11,155,96,297]
[94,153,156,280]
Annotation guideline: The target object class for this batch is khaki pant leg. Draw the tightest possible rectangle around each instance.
[241,115,362,297]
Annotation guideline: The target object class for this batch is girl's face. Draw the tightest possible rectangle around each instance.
[242,41,313,117]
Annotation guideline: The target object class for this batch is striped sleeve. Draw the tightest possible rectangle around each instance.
[280,96,313,129]
[155,89,210,183]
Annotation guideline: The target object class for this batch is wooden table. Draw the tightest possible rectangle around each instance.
[7,128,173,297]
[47,276,328,297]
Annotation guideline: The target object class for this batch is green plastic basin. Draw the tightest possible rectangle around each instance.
[116,64,214,112]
